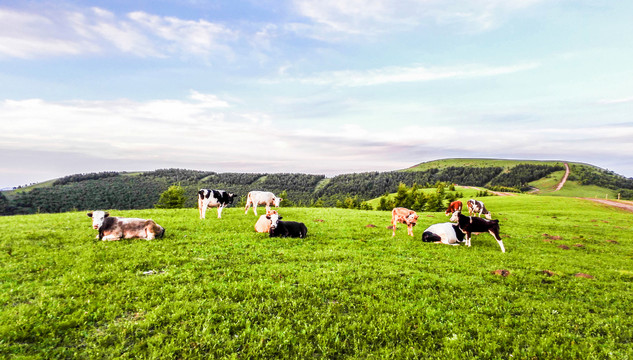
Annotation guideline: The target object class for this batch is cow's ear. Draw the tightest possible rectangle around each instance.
[104,212,110,217]
[279,216,283,220]
[87,212,93,217]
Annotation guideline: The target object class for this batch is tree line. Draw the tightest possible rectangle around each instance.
[2,164,631,215]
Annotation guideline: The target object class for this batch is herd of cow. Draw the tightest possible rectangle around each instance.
[87,189,506,253]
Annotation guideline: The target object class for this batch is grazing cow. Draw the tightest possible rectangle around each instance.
[445,200,463,216]
[254,210,278,233]
[87,211,164,241]
[422,222,465,245]
[244,191,282,216]
[391,207,419,237]
[467,199,492,220]
[198,189,236,219]
[267,213,307,238]
[449,211,506,253]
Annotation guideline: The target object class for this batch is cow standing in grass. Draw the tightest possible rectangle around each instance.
[198,189,236,219]
[391,207,419,237]
[244,191,282,216]
[450,211,505,253]
[445,200,463,216]
[467,199,492,220]
[87,211,165,241]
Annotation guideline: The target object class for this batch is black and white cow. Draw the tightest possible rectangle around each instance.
[449,211,506,253]
[87,211,165,241]
[422,222,465,245]
[266,213,307,238]
[467,199,492,220]
[198,189,236,219]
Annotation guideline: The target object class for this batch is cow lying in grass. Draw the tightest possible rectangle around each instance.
[87,211,165,241]
[266,213,307,238]
[254,210,278,233]
[422,222,465,245]
[391,207,419,237]
[450,211,505,253]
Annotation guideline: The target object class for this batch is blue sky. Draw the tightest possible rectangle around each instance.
[1,0,633,188]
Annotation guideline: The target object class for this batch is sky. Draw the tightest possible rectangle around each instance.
[1,0,633,188]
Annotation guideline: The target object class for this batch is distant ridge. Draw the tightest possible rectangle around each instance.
[2,158,632,215]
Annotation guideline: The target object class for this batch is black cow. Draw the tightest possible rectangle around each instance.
[449,211,506,253]
[267,214,307,238]
[198,189,236,219]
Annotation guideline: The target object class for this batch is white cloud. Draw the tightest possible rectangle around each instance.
[0,6,237,59]
[280,62,539,87]
[598,96,633,105]
[291,0,550,37]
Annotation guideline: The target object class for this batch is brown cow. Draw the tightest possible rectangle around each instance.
[391,207,419,237]
[445,200,463,216]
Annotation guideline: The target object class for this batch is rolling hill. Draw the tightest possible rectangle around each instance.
[1,158,632,215]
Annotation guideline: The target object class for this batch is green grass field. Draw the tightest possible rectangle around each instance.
[402,158,567,172]
[1,197,632,358]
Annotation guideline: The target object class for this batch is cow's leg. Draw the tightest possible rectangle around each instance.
[101,233,120,241]
[265,204,271,214]
[392,218,397,237]
[489,230,506,253]
[199,200,209,219]
[466,232,471,247]
[408,224,414,237]
[244,201,251,214]
[252,203,258,216]
[217,204,223,219]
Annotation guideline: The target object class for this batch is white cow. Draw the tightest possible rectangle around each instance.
[87,211,165,241]
[244,191,282,216]
[421,222,465,245]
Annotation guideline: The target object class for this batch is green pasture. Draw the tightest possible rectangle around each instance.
[403,158,567,172]
[1,197,632,359]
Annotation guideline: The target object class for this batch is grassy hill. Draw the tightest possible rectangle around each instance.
[403,158,567,172]
[2,159,632,216]
[1,196,632,358]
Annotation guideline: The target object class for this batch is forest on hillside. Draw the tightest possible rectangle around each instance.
[2,164,631,215]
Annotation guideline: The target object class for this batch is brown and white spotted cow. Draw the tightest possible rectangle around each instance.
[391,207,419,237]
[254,210,278,233]
[244,191,282,216]
[87,211,165,241]
[467,199,492,220]
[445,200,463,216]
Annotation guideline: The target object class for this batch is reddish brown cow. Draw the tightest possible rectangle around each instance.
[391,207,419,237]
[445,200,463,216]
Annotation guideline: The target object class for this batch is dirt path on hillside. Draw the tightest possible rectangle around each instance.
[554,163,570,191]
[458,185,517,197]
[581,198,633,213]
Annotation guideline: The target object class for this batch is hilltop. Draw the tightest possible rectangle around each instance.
[1,158,632,215]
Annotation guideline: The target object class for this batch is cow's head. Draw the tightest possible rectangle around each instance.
[227,193,236,203]
[273,197,283,207]
[266,213,282,229]
[87,211,109,229]
[406,212,419,226]
[449,211,460,222]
